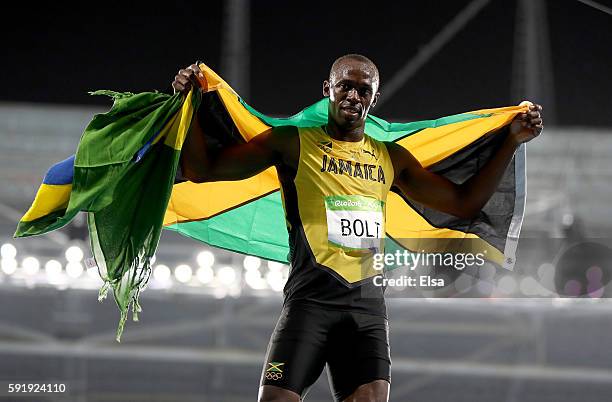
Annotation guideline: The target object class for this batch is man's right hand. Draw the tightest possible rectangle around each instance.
[172,62,205,95]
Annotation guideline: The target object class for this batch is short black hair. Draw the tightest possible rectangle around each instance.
[329,54,380,88]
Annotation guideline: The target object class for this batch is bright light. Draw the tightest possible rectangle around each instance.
[476,279,494,295]
[243,256,261,270]
[65,246,84,263]
[519,277,539,296]
[478,263,496,280]
[1,259,17,275]
[454,273,473,293]
[519,276,551,297]
[266,270,285,291]
[228,286,242,298]
[214,287,227,299]
[217,266,237,286]
[197,251,215,267]
[65,262,84,278]
[153,264,171,282]
[22,256,40,276]
[268,261,284,271]
[537,263,554,278]
[562,213,574,227]
[175,264,193,283]
[244,269,267,290]
[86,265,100,279]
[497,275,517,295]
[196,265,214,284]
[1,243,17,259]
[537,262,555,290]
[45,260,63,281]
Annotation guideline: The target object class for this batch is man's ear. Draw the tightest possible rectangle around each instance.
[322,80,330,97]
[371,92,381,108]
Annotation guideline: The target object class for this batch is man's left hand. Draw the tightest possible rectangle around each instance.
[509,103,543,146]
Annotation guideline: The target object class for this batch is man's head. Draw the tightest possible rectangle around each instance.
[323,54,380,130]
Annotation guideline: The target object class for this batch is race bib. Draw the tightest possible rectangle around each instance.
[324,195,384,253]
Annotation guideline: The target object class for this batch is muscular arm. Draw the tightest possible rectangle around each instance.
[180,112,271,182]
[180,114,297,182]
[387,104,543,219]
[386,133,518,219]
[173,61,298,183]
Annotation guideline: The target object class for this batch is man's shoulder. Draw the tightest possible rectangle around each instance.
[264,126,300,166]
[270,125,299,136]
[264,125,298,147]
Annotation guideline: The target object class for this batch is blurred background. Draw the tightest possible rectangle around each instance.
[1,0,612,401]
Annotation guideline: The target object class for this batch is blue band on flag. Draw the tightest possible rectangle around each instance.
[43,155,75,185]
[133,129,161,163]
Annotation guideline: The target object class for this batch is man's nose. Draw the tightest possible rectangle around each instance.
[346,88,360,102]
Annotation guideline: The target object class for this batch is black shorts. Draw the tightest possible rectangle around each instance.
[260,301,391,401]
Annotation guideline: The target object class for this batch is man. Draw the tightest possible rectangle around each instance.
[172,54,543,402]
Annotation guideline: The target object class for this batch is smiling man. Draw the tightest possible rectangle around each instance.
[172,54,543,402]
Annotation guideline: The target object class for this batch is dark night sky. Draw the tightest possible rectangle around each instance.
[1,1,611,126]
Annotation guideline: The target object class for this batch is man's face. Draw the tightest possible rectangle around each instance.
[323,62,380,129]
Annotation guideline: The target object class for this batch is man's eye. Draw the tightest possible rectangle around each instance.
[340,84,349,90]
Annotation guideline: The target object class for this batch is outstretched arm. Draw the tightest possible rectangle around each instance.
[387,104,543,219]
[172,62,295,182]
[181,114,278,182]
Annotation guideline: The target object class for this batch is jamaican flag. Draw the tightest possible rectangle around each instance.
[15,63,528,339]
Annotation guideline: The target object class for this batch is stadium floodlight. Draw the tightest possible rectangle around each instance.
[217,266,237,286]
[228,286,242,298]
[478,263,495,280]
[476,279,494,296]
[196,265,214,284]
[537,262,555,279]
[65,245,84,263]
[244,268,267,290]
[1,243,17,260]
[1,258,17,275]
[519,277,539,296]
[562,212,574,227]
[214,287,228,299]
[86,265,101,280]
[153,264,171,282]
[243,256,261,271]
[65,262,84,279]
[497,275,517,295]
[197,251,215,268]
[453,273,474,294]
[45,260,63,281]
[22,256,40,276]
[175,264,193,283]
[266,269,285,292]
[267,261,284,271]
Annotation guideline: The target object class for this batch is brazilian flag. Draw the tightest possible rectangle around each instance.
[15,64,528,340]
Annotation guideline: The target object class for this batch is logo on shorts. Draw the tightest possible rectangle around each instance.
[265,362,285,380]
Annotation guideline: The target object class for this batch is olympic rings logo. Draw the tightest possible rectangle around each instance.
[265,372,283,381]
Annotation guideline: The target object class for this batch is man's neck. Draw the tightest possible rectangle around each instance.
[325,121,365,142]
